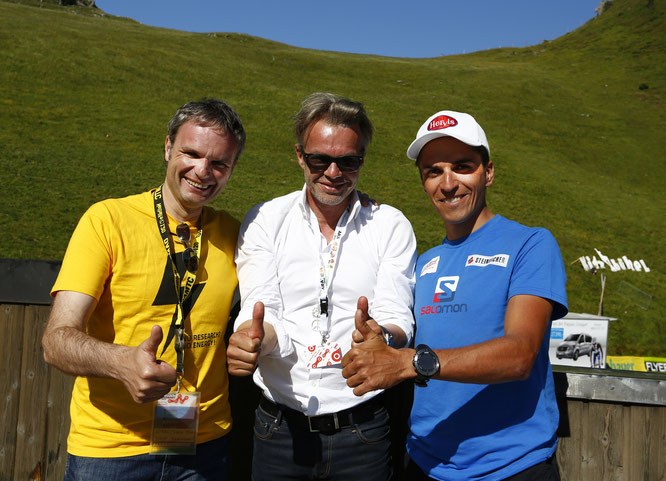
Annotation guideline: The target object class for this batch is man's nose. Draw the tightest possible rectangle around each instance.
[440,169,457,192]
[324,161,342,178]
[194,158,212,178]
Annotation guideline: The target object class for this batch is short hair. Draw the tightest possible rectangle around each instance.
[475,146,490,166]
[167,98,246,160]
[294,92,374,153]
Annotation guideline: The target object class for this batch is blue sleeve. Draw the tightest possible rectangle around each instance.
[508,228,568,320]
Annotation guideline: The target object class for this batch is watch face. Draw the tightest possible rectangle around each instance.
[416,347,439,377]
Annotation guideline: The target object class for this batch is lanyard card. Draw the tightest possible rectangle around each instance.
[306,342,343,369]
[150,391,200,455]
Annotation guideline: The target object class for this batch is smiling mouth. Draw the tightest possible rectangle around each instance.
[442,195,464,204]
[185,178,210,190]
[320,181,347,192]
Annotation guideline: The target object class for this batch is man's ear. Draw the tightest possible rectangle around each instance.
[164,136,172,165]
[414,159,427,190]
[485,160,494,187]
[295,143,305,169]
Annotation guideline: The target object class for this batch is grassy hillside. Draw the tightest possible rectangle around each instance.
[0,0,664,356]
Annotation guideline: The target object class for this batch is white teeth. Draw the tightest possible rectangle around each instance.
[443,196,462,204]
[185,178,208,189]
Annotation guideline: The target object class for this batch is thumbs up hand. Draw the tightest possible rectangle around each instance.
[351,296,383,347]
[342,297,412,396]
[227,302,266,376]
[119,324,178,403]
[248,302,265,342]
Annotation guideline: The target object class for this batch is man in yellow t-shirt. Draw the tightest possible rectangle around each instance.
[42,98,245,481]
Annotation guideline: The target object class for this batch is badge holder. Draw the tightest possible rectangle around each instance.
[150,330,200,454]
[149,388,200,455]
[306,342,343,368]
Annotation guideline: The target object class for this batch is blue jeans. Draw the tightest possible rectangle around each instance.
[251,401,392,481]
[63,435,229,481]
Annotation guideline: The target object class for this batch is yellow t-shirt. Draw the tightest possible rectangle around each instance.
[51,190,239,457]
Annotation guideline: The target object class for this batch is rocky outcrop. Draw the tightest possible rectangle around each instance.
[595,1,613,16]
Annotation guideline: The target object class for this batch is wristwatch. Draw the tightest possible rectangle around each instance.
[413,344,440,387]
[378,325,394,347]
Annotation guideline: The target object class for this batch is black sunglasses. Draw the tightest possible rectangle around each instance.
[300,147,364,173]
[176,223,198,274]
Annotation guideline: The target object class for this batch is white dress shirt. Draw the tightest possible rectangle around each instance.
[235,186,417,415]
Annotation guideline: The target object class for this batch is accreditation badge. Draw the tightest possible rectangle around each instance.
[150,391,200,455]
[306,342,343,369]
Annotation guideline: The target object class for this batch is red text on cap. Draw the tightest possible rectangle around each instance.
[428,115,457,131]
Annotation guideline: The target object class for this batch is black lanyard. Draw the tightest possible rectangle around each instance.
[152,186,202,387]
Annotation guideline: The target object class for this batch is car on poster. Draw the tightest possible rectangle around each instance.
[556,333,595,361]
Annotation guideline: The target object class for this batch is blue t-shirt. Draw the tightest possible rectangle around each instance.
[408,215,568,481]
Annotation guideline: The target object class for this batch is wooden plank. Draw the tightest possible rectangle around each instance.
[41,304,73,481]
[43,366,74,481]
[581,401,605,479]
[578,400,597,479]
[13,305,50,481]
[602,403,625,481]
[645,406,666,481]
[0,304,26,481]
[622,404,632,481]
[557,398,584,481]
[627,405,648,481]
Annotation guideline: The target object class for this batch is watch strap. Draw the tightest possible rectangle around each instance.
[378,325,394,347]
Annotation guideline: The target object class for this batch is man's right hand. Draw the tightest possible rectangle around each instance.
[42,291,179,404]
[342,300,414,396]
[118,325,178,403]
[227,302,265,376]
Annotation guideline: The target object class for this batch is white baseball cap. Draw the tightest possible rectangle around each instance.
[406,110,490,160]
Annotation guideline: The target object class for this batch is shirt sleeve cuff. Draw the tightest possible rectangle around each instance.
[234,307,295,358]
[377,318,413,347]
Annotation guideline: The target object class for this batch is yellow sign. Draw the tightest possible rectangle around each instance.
[606,355,666,373]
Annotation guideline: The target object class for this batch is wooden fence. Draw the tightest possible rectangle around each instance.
[554,367,665,480]
[1,258,664,481]
[2,304,72,481]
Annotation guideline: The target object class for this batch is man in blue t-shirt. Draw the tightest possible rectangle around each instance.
[342,110,568,481]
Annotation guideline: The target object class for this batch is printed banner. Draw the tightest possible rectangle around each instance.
[549,315,611,369]
[606,355,666,373]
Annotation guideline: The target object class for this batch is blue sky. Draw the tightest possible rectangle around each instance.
[96,0,603,58]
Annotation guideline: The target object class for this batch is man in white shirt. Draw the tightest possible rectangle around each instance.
[227,92,417,480]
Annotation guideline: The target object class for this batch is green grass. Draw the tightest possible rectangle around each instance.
[0,0,664,356]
